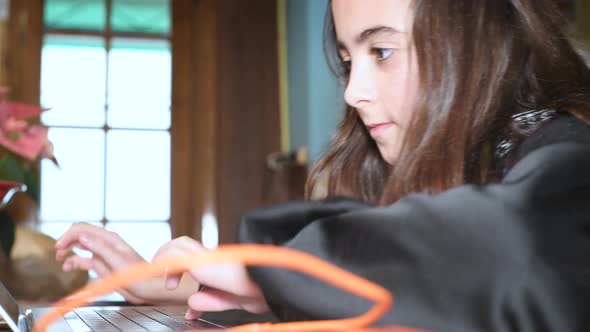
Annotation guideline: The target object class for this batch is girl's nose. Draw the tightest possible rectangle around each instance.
[344,60,376,109]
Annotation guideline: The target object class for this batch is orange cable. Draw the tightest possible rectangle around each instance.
[33,244,426,332]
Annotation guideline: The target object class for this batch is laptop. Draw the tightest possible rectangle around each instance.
[0,280,228,331]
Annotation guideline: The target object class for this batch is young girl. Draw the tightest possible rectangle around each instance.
[55,0,590,330]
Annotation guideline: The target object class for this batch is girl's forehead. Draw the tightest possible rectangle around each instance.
[331,0,413,40]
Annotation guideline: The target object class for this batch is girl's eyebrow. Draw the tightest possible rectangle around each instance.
[337,25,402,50]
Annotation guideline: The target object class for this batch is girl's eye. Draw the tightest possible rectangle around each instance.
[372,48,394,61]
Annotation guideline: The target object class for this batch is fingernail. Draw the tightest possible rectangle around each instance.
[165,279,176,290]
[185,309,198,320]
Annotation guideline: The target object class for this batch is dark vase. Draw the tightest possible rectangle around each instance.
[0,210,14,256]
[0,181,26,257]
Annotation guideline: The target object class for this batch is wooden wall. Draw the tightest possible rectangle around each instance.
[3,0,43,104]
[171,0,281,244]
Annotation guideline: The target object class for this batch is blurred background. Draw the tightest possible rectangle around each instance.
[0,0,587,301]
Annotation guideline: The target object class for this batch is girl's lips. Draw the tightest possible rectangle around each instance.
[367,122,394,138]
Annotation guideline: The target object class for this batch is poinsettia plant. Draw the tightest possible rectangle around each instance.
[0,86,58,204]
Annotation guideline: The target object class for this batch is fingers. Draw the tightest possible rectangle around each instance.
[55,248,71,261]
[89,256,113,279]
[55,223,109,261]
[154,236,205,259]
[91,258,146,304]
[187,287,243,313]
[64,254,146,304]
[56,238,92,262]
[155,236,264,300]
[184,308,202,320]
[186,287,269,314]
[189,262,266,299]
[55,222,128,259]
[58,230,150,305]
[62,255,94,272]
[62,253,112,277]
[56,223,145,277]
[153,236,206,290]
[61,233,141,272]
[55,222,103,250]
[78,235,139,271]
[165,274,182,290]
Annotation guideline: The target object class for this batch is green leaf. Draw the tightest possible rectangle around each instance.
[0,152,27,183]
[0,152,39,203]
[23,168,39,203]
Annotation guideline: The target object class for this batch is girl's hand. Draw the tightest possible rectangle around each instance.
[55,222,151,304]
[154,236,270,319]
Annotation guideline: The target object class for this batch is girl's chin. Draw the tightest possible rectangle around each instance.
[378,147,400,165]
[375,131,403,165]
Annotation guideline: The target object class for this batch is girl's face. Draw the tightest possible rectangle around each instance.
[332,0,418,164]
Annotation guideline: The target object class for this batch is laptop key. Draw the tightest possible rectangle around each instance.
[117,308,175,331]
[73,308,119,332]
[134,308,201,330]
[149,309,222,329]
[92,309,148,331]
[63,312,92,332]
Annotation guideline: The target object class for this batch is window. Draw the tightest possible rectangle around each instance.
[39,0,172,263]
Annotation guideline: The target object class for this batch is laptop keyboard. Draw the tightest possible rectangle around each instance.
[63,307,218,331]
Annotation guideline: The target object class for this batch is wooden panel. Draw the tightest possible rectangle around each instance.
[170,0,197,238]
[5,0,43,104]
[171,0,280,244]
[171,0,218,239]
[187,0,218,240]
[0,19,8,85]
[215,0,280,243]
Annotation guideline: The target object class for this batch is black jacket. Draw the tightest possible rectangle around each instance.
[238,113,590,332]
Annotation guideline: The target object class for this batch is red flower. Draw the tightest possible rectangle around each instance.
[0,87,58,165]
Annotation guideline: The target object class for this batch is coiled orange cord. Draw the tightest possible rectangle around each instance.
[34,244,428,332]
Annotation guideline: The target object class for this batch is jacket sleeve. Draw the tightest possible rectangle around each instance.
[238,142,590,332]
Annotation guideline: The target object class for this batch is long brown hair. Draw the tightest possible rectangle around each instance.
[305,0,590,205]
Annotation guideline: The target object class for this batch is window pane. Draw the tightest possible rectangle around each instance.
[105,130,170,221]
[105,221,171,261]
[41,35,106,127]
[112,0,170,35]
[41,128,105,222]
[107,39,171,130]
[45,0,106,31]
